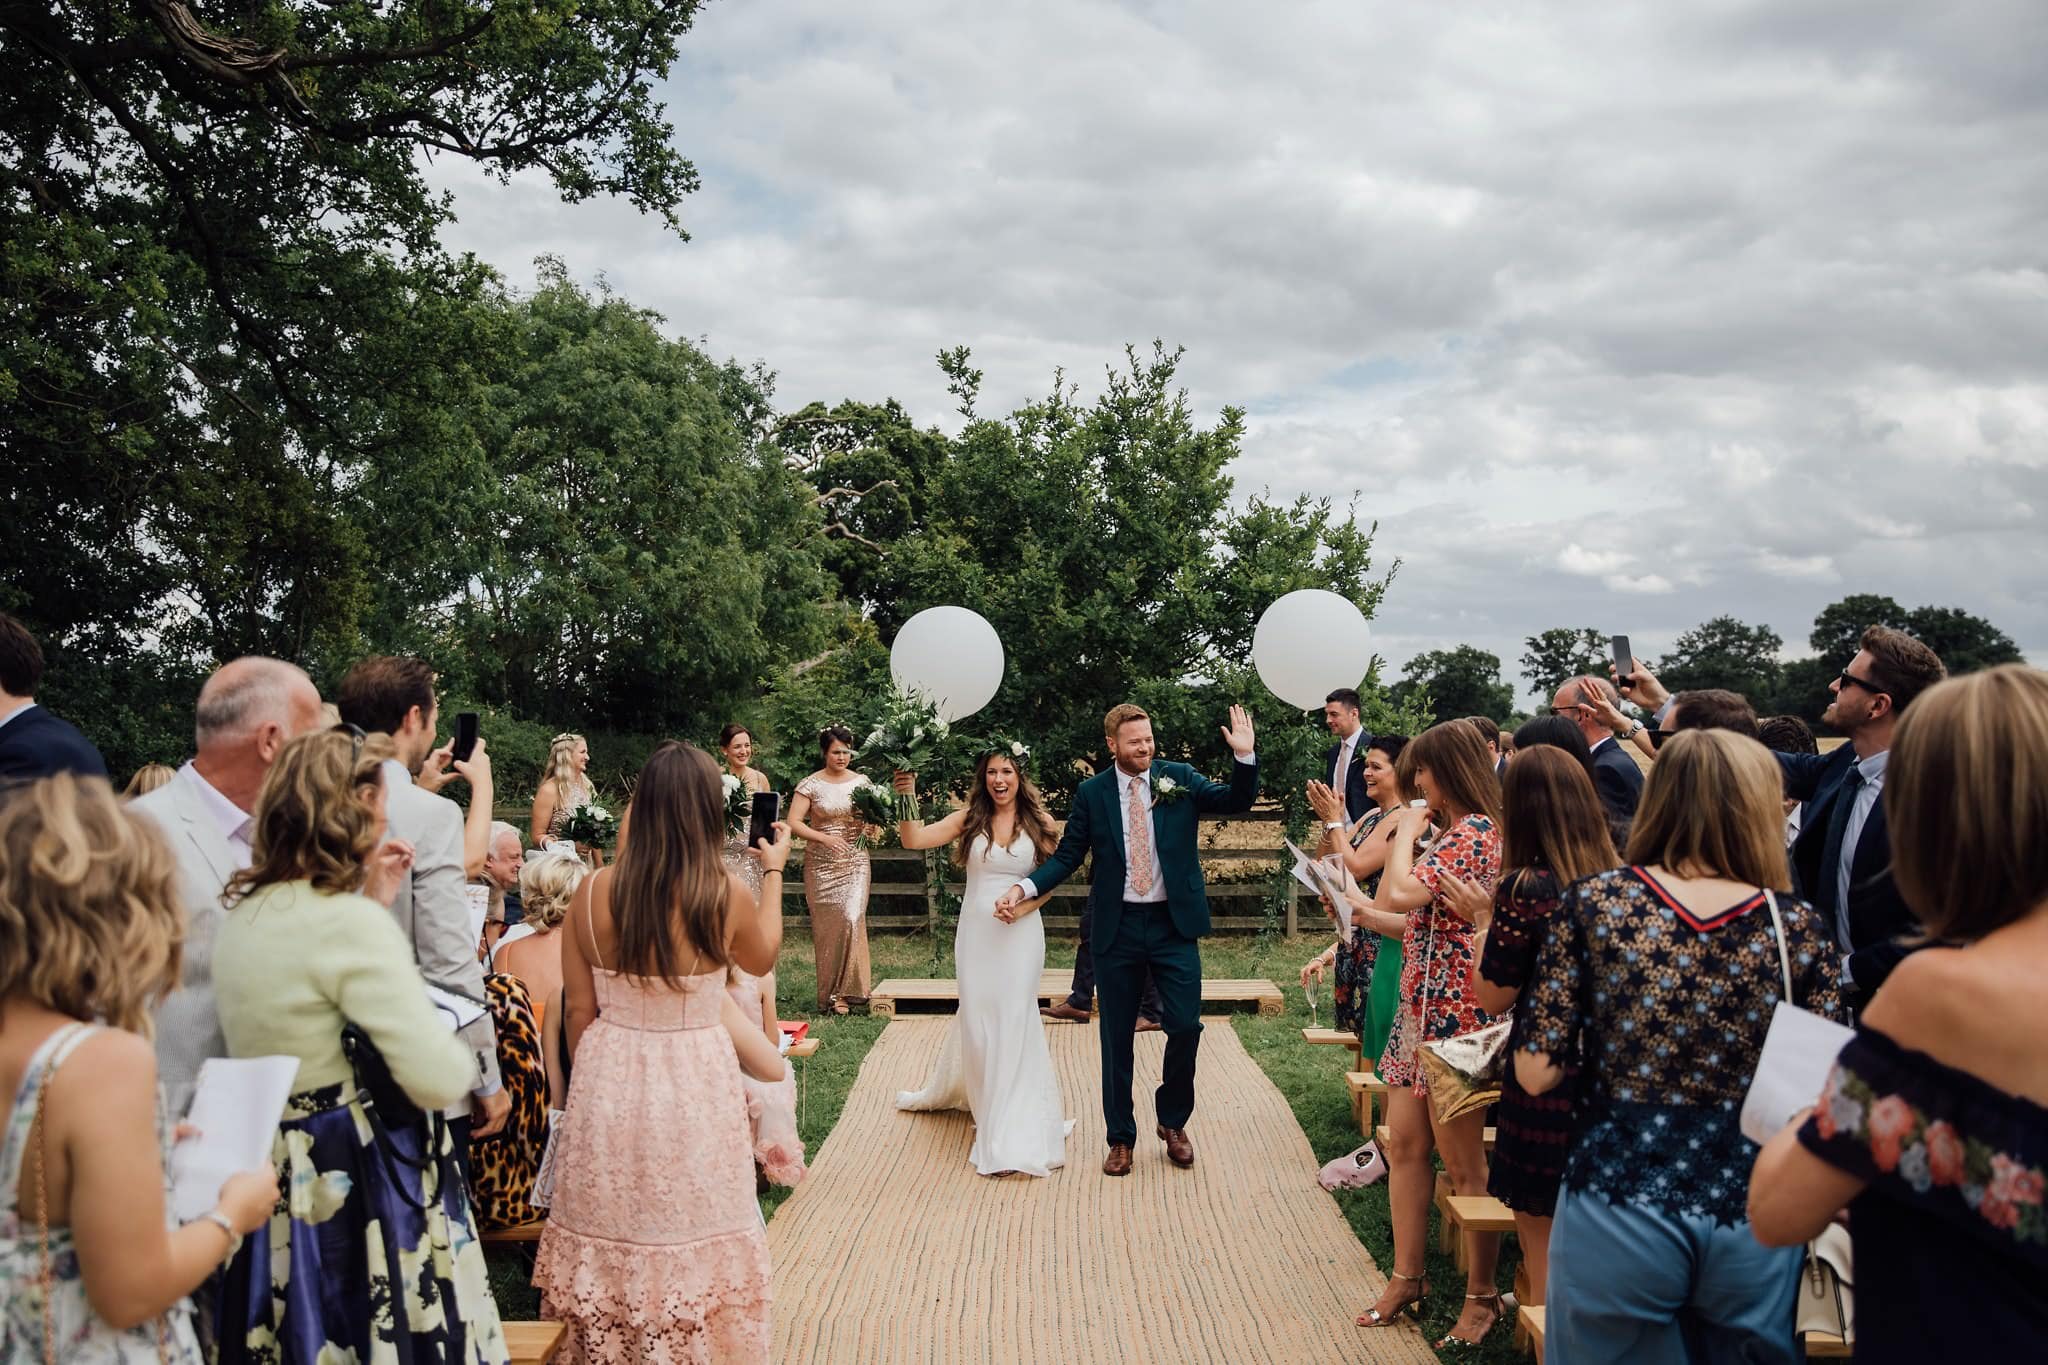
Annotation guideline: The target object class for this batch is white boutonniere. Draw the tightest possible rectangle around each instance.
[1152,774,1190,805]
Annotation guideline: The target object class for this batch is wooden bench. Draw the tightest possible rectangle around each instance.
[1302,1026,1363,1051]
[1522,1305,1545,1364]
[504,1320,566,1364]
[481,1219,546,1247]
[870,971,1284,1018]
[1442,1194,1516,1269]
[1375,1124,1497,1152]
[1802,1332,1851,1359]
[1345,1070,1386,1132]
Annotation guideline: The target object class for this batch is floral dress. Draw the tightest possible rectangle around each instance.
[1521,867,1841,1223]
[0,1023,204,1363]
[1379,814,1503,1091]
[1329,808,1385,1036]
[1798,1019,2048,1360]
[1477,867,1576,1215]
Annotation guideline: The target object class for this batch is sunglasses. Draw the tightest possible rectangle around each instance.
[1646,727,1677,751]
[1836,670,1887,696]
[331,721,367,763]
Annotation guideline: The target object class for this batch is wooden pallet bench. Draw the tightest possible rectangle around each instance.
[1802,1332,1850,1359]
[504,1321,566,1364]
[1345,1070,1386,1132]
[1522,1305,1545,1364]
[1442,1194,1517,1269]
[870,971,1283,1018]
[481,1219,546,1247]
[1301,1026,1362,1050]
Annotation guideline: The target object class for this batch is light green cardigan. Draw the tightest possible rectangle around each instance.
[213,880,478,1107]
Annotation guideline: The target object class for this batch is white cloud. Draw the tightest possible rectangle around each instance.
[429,0,2048,701]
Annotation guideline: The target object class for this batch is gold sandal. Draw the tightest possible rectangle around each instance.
[1357,1272,1428,1327]
[1434,1290,1507,1351]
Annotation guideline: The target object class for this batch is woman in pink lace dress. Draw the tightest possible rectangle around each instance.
[533,742,793,1362]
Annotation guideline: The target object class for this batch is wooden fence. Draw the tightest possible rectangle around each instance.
[781,808,1309,936]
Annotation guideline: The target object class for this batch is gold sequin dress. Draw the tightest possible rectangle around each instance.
[795,775,872,1009]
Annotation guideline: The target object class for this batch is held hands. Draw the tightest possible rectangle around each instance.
[1612,656,1668,710]
[994,894,1039,925]
[364,838,416,907]
[892,770,917,796]
[471,1088,511,1140]
[750,821,794,873]
[215,1163,282,1235]
[1220,703,1256,758]
[994,884,1026,916]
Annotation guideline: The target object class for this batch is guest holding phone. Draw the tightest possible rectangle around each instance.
[0,776,275,1362]
[786,726,877,1014]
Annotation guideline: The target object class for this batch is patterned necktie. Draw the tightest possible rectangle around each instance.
[1128,773,1155,896]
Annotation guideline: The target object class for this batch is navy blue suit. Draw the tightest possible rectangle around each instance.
[1777,747,1917,1003]
[1590,737,1645,829]
[0,704,107,790]
[1324,732,1373,823]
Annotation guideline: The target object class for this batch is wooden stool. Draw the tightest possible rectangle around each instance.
[1522,1305,1545,1363]
[504,1321,567,1364]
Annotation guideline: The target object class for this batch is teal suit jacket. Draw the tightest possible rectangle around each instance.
[1027,757,1260,949]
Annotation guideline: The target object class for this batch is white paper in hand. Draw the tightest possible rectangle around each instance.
[1740,1001,1854,1144]
[463,884,492,947]
[170,1055,299,1223]
[424,983,488,1032]
[1283,838,1324,897]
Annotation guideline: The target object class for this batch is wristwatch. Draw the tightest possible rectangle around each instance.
[1323,820,1344,832]
[1621,722,1644,740]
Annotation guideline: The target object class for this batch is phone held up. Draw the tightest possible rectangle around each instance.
[747,791,781,852]
[1609,634,1633,693]
[451,711,480,764]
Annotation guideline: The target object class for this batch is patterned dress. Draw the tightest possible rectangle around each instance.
[1379,814,1503,1091]
[1520,867,1841,1223]
[469,974,552,1231]
[0,1023,205,1363]
[795,776,873,1010]
[1329,809,1384,1036]
[1477,867,1576,1215]
[1798,1017,2048,1360]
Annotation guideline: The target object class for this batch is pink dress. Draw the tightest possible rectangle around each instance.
[532,965,771,1362]
[725,970,807,1187]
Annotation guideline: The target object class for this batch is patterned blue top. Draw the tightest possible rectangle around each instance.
[1519,867,1842,1223]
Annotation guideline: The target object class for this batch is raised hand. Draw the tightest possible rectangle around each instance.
[1220,703,1256,758]
[1613,656,1668,710]
[416,739,455,793]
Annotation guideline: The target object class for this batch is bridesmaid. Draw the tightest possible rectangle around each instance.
[785,726,874,1015]
[719,724,772,898]
[528,733,592,849]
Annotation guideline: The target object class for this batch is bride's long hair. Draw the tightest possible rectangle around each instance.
[954,752,1058,868]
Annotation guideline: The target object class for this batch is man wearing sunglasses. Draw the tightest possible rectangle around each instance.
[1775,626,1946,1009]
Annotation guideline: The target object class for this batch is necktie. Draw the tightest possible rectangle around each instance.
[1334,738,1351,792]
[1817,765,1865,944]
[1128,774,1155,896]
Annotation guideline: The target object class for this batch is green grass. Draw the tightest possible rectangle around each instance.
[488,927,1521,1362]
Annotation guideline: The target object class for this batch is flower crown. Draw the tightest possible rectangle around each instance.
[977,735,1032,768]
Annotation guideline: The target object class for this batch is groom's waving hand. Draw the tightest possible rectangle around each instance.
[1220,703,1256,759]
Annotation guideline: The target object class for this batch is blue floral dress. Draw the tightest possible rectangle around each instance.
[0,1022,204,1363]
[1798,1019,2048,1359]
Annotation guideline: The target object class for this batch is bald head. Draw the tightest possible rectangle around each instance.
[194,658,323,755]
[1552,675,1621,745]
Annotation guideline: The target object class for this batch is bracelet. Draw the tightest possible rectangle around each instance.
[197,1209,242,1260]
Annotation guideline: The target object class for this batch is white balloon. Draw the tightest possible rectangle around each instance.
[1251,590,1375,711]
[890,606,1005,723]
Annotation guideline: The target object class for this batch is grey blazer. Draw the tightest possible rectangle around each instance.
[134,769,240,1119]
[380,762,501,1111]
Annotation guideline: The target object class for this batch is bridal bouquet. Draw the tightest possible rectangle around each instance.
[721,773,751,838]
[861,689,950,819]
[561,800,619,849]
[848,778,896,849]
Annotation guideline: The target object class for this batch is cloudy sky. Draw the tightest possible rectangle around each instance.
[431,0,2048,701]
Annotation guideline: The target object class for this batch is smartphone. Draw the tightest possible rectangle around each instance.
[1609,634,1633,692]
[748,791,781,851]
[451,711,479,764]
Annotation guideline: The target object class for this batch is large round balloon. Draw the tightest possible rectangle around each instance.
[890,606,1005,723]
[1251,590,1375,711]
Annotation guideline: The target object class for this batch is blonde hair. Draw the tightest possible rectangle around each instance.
[0,774,184,1035]
[122,763,176,799]
[547,733,588,809]
[225,730,389,907]
[1888,665,2048,939]
[1625,729,1791,890]
[518,851,588,932]
[1103,703,1150,739]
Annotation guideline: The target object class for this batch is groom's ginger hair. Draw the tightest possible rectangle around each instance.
[1103,703,1150,738]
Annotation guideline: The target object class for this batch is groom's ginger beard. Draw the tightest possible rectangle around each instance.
[1108,722,1155,778]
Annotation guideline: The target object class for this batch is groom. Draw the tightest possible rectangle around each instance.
[997,702,1258,1175]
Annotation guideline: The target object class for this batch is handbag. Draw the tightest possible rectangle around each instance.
[1417,891,1511,1126]
[340,1022,444,1213]
[1760,890,1856,1347]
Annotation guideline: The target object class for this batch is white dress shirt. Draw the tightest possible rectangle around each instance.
[181,760,255,870]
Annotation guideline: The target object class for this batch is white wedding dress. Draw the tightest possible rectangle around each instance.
[896,833,1074,1176]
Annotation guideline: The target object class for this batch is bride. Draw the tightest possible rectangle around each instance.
[892,745,1073,1177]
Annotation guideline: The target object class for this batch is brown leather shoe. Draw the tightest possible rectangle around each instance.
[1157,1125,1195,1168]
[1103,1143,1134,1176]
[1134,1016,1162,1033]
[1041,1000,1092,1023]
